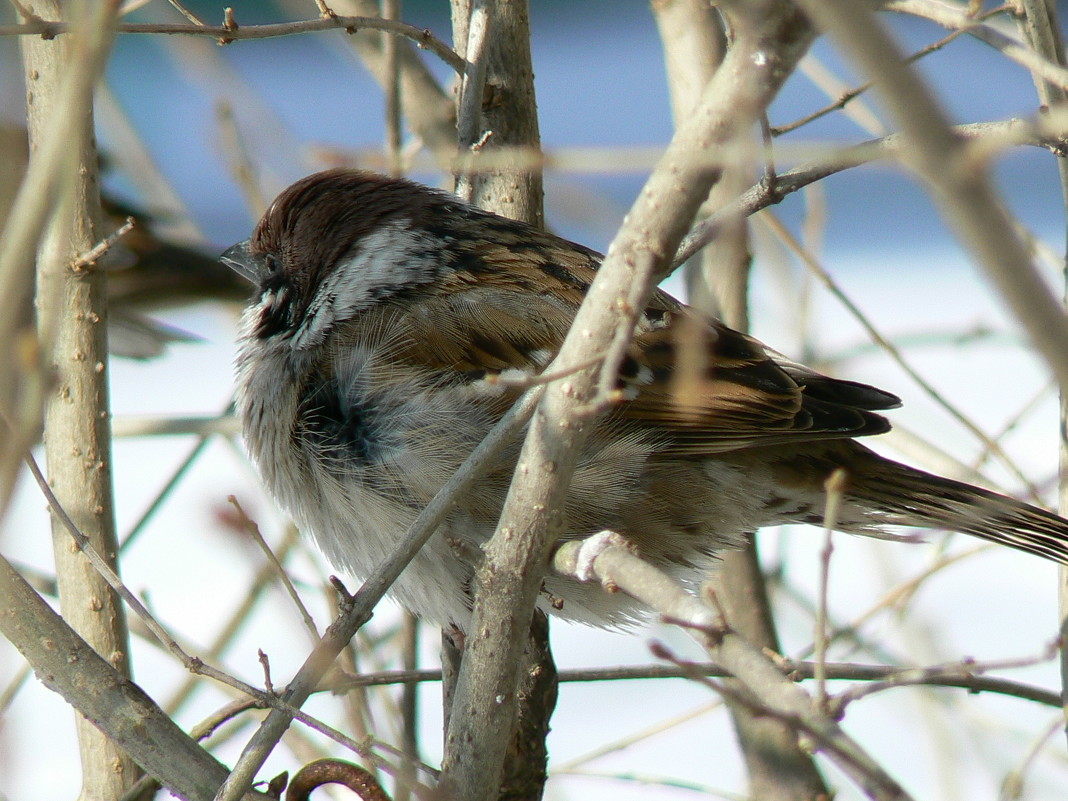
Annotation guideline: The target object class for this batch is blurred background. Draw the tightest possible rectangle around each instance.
[2,1,1068,799]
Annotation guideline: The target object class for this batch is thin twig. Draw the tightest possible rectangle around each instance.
[812,543,989,650]
[554,537,917,801]
[20,453,256,699]
[229,496,321,641]
[165,0,206,26]
[162,529,301,716]
[118,402,237,552]
[772,5,1009,136]
[799,0,1068,406]
[675,118,1067,269]
[0,16,466,72]
[216,101,269,220]
[320,659,1064,707]
[999,715,1064,801]
[314,0,338,18]
[888,0,1068,91]
[71,215,134,270]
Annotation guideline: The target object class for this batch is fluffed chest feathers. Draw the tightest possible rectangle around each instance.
[235,333,521,625]
[234,330,699,627]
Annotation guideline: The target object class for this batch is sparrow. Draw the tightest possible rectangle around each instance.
[100,195,250,358]
[224,168,1068,629]
[0,124,248,358]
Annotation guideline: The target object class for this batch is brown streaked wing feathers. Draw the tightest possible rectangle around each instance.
[382,234,900,453]
[621,316,898,453]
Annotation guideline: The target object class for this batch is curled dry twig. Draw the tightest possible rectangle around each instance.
[283,759,394,801]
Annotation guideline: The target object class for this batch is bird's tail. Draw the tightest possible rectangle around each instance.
[840,450,1068,564]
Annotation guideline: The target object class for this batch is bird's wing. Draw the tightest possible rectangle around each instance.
[619,314,900,453]
[378,220,901,453]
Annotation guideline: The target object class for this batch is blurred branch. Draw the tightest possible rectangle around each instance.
[1009,0,1068,753]
[792,52,887,135]
[18,1,139,797]
[381,0,402,176]
[769,4,1005,136]
[20,449,300,704]
[654,0,725,124]
[0,9,103,507]
[676,118,1066,266]
[758,209,1043,502]
[795,0,1068,394]
[217,100,271,218]
[9,516,433,796]
[110,413,241,438]
[96,83,205,243]
[318,113,1068,178]
[300,116,1068,264]
[161,529,300,714]
[289,0,457,164]
[1001,716,1064,801]
[887,0,1068,91]
[0,13,466,72]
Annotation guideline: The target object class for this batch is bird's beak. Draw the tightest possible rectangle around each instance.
[220,239,263,283]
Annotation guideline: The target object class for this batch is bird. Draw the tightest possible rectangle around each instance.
[0,124,248,359]
[223,168,1068,630]
[100,194,251,358]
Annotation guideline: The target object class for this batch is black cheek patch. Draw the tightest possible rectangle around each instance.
[254,274,303,340]
[256,302,292,340]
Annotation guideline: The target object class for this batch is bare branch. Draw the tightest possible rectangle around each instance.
[436,4,818,799]
[0,554,255,800]
[0,14,466,73]
[887,0,1068,90]
[554,537,917,801]
[323,658,1065,707]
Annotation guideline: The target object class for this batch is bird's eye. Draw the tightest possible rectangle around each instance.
[264,253,281,274]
